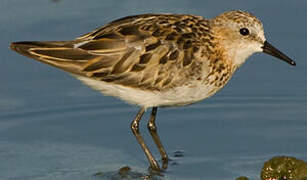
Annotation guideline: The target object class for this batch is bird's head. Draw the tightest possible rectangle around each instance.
[210,10,295,68]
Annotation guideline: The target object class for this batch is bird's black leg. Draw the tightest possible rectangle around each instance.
[130,107,160,171]
[147,107,169,170]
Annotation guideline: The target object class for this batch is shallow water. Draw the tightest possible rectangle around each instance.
[1,0,307,179]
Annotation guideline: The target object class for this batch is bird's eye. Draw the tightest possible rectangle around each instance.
[239,28,250,36]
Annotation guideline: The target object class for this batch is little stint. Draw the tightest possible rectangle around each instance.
[10,10,296,171]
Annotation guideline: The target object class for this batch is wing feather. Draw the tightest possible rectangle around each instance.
[11,14,210,91]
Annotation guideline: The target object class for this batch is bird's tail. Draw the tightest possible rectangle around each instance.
[11,41,68,59]
[10,41,92,75]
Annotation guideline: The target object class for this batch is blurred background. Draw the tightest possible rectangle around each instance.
[0,0,306,179]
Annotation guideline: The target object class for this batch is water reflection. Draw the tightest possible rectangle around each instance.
[94,166,163,180]
[93,155,307,180]
[94,151,186,180]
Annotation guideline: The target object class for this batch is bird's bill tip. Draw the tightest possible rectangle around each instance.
[262,41,296,66]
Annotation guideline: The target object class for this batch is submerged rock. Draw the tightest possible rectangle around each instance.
[235,176,249,180]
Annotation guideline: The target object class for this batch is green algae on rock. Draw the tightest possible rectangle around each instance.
[261,156,307,180]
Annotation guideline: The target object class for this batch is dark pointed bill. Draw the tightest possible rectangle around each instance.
[262,41,296,66]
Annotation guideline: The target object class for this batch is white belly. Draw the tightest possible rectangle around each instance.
[76,75,220,108]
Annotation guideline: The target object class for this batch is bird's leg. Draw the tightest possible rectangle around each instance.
[147,107,169,170]
[130,107,160,171]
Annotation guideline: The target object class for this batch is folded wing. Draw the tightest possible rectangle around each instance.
[11,14,207,91]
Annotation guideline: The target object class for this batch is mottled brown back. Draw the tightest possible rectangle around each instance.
[11,14,216,91]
